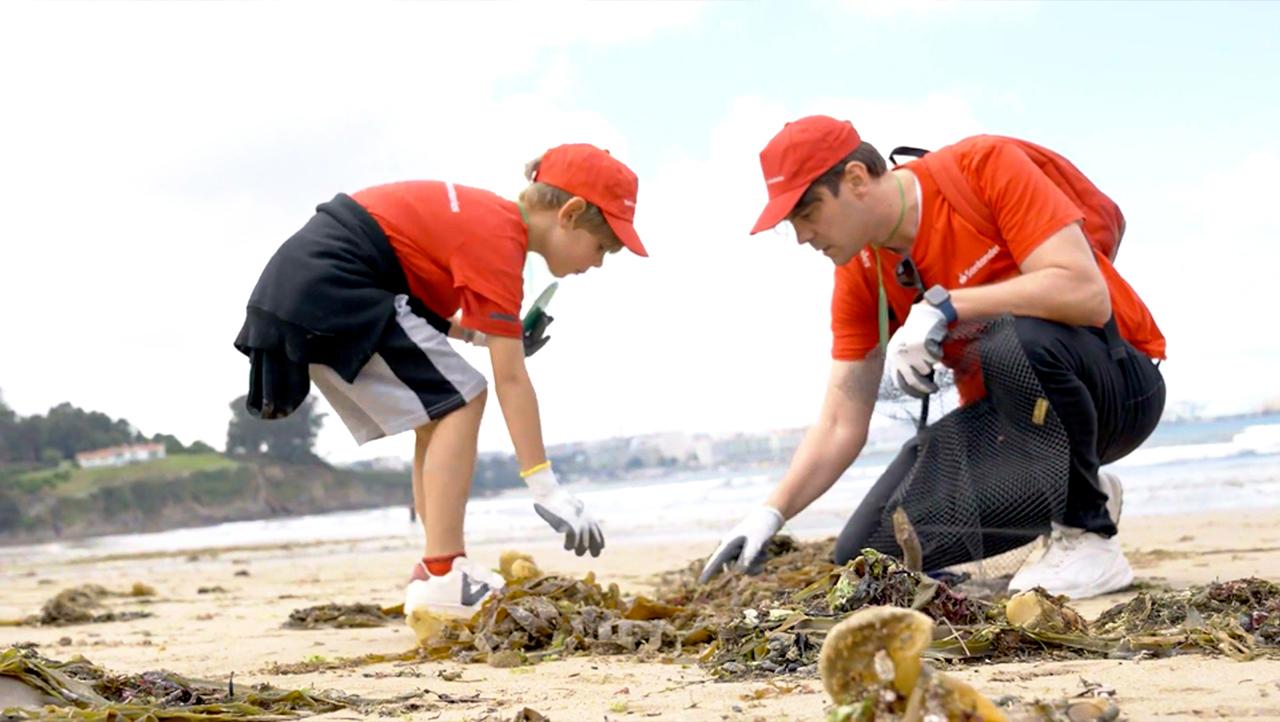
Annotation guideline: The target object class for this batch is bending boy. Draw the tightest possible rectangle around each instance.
[236,144,646,616]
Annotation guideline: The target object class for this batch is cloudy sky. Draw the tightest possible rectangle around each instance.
[1,1,1276,463]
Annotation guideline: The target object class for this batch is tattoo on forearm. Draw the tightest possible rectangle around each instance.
[837,347,884,402]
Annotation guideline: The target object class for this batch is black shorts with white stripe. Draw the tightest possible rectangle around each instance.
[310,294,486,444]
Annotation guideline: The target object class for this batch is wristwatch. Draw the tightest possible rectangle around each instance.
[923,285,958,324]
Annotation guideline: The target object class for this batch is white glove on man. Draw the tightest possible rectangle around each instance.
[523,465,604,557]
[697,506,786,583]
[887,301,949,398]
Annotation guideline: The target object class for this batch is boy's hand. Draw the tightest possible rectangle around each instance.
[523,312,553,357]
[698,506,785,583]
[522,465,604,557]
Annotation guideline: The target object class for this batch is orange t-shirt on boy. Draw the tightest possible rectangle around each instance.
[353,181,527,339]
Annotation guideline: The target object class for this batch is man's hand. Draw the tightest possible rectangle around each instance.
[523,465,604,557]
[887,302,948,398]
[698,506,785,583]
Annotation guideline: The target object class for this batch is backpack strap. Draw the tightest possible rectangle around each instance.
[888,146,929,166]
[919,149,1000,241]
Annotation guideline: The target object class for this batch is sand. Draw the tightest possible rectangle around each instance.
[3,509,1280,721]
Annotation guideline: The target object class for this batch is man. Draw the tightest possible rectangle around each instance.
[699,116,1165,599]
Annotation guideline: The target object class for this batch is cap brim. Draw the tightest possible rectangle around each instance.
[605,214,648,257]
[750,186,806,235]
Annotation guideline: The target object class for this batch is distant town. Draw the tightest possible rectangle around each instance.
[345,422,921,481]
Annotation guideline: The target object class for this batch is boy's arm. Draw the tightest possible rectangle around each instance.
[488,333,603,557]
[487,335,546,471]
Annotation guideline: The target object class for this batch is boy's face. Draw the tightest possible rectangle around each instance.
[787,167,879,267]
[546,216,609,278]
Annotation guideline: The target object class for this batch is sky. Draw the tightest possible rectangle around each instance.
[1,1,1277,464]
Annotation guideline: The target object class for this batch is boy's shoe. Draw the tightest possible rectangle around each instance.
[409,560,429,583]
[404,557,505,619]
[1100,470,1123,525]
[1008,523,1134,600]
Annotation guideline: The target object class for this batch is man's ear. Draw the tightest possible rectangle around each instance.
[841,161,872,197]
[558,196,588,228]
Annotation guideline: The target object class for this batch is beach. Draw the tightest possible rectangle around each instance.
[4,505,1280,721]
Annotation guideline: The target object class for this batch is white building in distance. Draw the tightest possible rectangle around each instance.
[75,442,166,469]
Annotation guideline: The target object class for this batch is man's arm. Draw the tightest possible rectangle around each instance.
[766,350,884,519]
[488,335,546,471]
[949,222,1112,327]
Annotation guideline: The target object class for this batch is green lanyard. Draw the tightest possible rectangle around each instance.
[874,174,908,351]
[875,249,889,350]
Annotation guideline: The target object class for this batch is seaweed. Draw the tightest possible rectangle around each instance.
[0,646,419,721]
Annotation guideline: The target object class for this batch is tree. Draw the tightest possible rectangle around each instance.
[0,389,15,463]
[226,395,326,463]
[149,433,188,455]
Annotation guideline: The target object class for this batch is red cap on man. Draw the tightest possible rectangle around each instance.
[535,143,647,257]
[750,115,862,235]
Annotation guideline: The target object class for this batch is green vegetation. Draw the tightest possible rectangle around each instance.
[5,453,237,498]
[0,387,408,544]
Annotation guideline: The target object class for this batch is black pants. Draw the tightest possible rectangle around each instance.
[834,316,1165,567]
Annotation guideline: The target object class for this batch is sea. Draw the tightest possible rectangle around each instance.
[4,413,1279,564]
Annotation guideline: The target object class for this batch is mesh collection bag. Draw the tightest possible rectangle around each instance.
[849,315,1071,573]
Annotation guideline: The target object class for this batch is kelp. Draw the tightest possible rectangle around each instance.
[415,570,704,667]
[282,603,402,630]
[279,538,1280,679]
[819,607,1120,722]
[4,584,156,627]
[0,646,421,721]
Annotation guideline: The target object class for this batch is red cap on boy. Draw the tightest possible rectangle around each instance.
[535,143,647,257]
[750,115,862,235]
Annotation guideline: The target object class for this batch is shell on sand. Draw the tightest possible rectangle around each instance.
[819,606,934,701]
[819,606,1010,722]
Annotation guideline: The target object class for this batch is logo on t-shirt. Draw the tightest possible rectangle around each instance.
[958,245,1000,286]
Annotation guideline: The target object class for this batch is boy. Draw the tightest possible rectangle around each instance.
[235,143,646,616]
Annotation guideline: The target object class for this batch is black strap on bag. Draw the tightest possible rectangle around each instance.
[889,146,930,166]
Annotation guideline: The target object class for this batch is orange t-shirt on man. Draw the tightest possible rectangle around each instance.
[831,136,1165,389]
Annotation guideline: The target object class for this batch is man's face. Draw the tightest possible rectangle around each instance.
[787,182,875,267]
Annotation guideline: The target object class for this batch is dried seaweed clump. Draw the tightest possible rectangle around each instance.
[0,646,413,721]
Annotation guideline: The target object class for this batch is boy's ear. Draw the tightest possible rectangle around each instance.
[558,196,588,228]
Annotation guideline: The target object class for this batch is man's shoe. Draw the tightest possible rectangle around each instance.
[1008,523,1134,600]
[1099,470,1123,526]
[403,557,504,619]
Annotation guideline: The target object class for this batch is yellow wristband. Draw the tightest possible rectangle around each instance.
[519,461,551,478]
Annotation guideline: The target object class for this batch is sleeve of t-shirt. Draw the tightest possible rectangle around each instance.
[458,286,522,338]
[831,260,881,361]
[452,244,525,338]
[968,141,1085,265]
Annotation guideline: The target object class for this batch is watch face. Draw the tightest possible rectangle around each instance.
[925,285,948,305]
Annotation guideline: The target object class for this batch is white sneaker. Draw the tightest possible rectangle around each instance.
[403,557,505,619]
[1008,523,1134,600]
[1099,470,1123,525]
